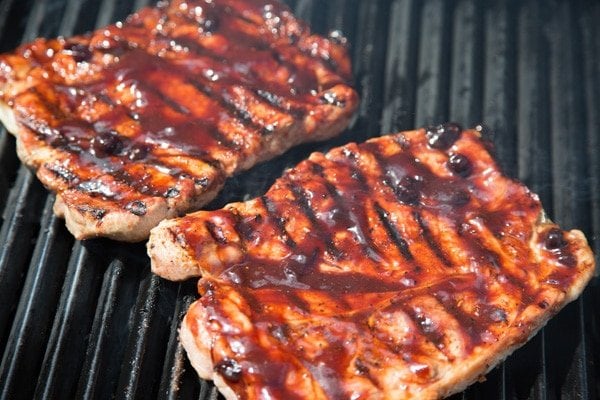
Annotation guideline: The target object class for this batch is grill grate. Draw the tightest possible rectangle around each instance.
[0,0,598,399]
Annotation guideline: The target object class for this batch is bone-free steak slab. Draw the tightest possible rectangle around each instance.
[0,0,357,241]
[148,124,595,399]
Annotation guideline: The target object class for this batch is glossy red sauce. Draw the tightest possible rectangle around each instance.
[180,125,586,398]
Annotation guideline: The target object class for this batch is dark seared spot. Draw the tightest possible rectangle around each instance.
[164,187,180,198]
[90,131,124,158]
[374,202,413,261]
[206,220,227,244]
[78,205,106,220]
[47,129,68,147]
[410,309,445,349]
[430,187,470,207]
[413,211,451,267]
[255,88,306,118]
[389,176,421,205]
[448,190,470,206]
[125,200,147,216]
[187,79,270,135]
[214,358,242,382]
[538,300,549,309]
[234,217,255,242]
[127,143,150,161]
[426,122,462,150]
[255,89,284,108]
[287,182,344,260]
[199,15,219,33]
[448,154,472,177]
[309,162,324,174]
[544,228,566,250]
[350,169,368,186]
[260,195,296,248]
[194,177,210,187]
[354,358,369,375]
[64,42,92,63]
[269,324,289,343]
[558,253,576,267]
[47,164,78,183]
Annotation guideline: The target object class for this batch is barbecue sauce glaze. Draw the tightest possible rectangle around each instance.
[180,125,586,399]
[2,0,352,212]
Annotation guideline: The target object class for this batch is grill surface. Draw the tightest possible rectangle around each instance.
[0,0,598,399]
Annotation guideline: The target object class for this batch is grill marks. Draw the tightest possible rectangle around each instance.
[161,128,596,398]
[374,202,414,261]
[154,8,326,127]
[286,179,345,261]
[413,211,452,267]
[259,195,296,249]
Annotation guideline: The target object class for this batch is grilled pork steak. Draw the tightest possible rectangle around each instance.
[0,0,357,241]
[148,125,595,399]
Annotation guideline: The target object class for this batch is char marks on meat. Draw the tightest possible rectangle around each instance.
[0,0,358,241]
[149,125,595,399]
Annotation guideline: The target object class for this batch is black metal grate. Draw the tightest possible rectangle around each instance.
[0,0,598,399]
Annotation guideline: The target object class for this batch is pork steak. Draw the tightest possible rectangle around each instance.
[148,124,595,399]
[0,0,357,241]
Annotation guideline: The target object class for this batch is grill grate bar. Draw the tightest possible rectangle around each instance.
[0,169,46,349]
[546,3,593,399]
[348,0,390,143]
[76,259,128,400]
[506,2,552,399]
[159,288,198,400]
[115,274,176,400]
[0,198,71,400]
[133,0,153,12]
[414,0,451,126]
[482,1,518,178]
[34,243,103,399]
[58,0,85,37]
[580,2,600,262]
[449,0,483,127]
[0,0,71,357]
[549,2,590,231]
[21,0,48,42]
[516,1,552,204]
[95,0,120,28]
[381,0,419,133]
[0,0,16,42]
